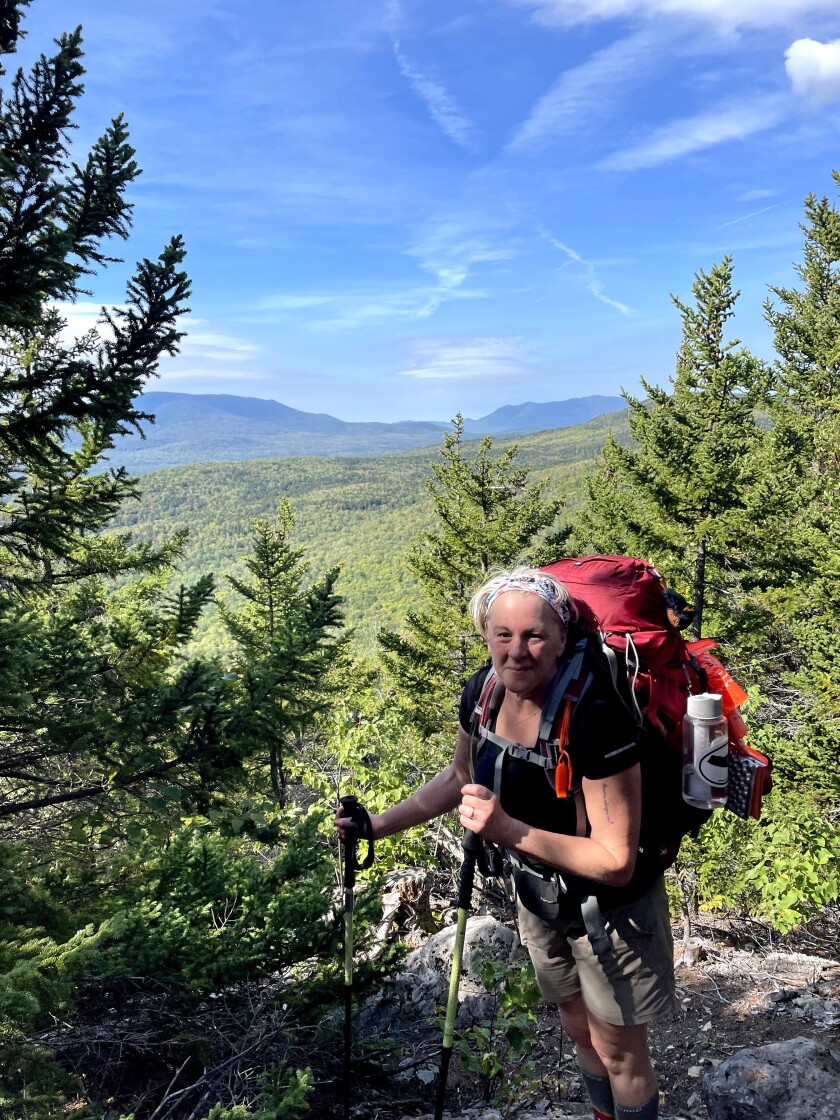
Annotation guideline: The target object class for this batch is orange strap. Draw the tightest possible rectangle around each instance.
[554,696,574,797]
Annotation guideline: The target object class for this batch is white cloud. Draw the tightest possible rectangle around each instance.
[737,188,777,201]
[507,32,657,153]
[52,301,115,343]
[393,43,477,151]
[599,97,788,171]
[506,0,838,32]
[544,235,632,314]
[785,39,840,105]
[399,337,533,380]
[257,294,338,311]
[181,327,259,362]
[52,302,261,381]
[240,225,512,330]
[308,284,486,330]
[409,219,517,291]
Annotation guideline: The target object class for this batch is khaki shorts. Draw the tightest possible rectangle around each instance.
[517,876,676,1027]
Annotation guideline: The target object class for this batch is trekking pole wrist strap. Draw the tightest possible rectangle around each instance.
[339,795,375,870]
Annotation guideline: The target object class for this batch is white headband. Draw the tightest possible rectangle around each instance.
[484,576,571,628]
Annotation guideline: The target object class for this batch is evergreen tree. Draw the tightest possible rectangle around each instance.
[219,499,348,805]
[379,415,563,734]
[0,6,341,831]
[763,174,840,789]
[0,4,226,834]
[0,11,191,592]
[571,257,804,644]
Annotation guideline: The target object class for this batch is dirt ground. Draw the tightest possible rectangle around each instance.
[341,909,840,1120]
[44,905,839,1119]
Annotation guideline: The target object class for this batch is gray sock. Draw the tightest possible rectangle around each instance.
[579,1067,615,1120]
[614,1093,659,1120]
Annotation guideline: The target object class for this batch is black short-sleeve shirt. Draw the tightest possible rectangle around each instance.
[459,647,640,783]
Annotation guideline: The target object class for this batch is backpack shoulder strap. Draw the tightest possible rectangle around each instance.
[537,637,588,746]
[471,668,502,733]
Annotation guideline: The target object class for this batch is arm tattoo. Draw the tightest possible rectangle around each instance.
[601,784,613,824]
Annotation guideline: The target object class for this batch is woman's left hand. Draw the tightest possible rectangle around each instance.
[459,783,512,844]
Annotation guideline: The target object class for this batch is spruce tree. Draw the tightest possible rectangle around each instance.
[379,415,563,734]
[219,500,347,805]
[0,5,336,832]
[571,257,804,644]
[763,174,840,789]
[0,12,191,591]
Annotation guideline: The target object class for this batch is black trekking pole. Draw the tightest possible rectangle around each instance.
[338,795,374,1120]
[434,827,482,1120]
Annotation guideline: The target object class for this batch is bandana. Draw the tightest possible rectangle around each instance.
[484,575,571,628]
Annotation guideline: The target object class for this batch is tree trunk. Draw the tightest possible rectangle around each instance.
[270,740,285,807]
[691,536,706,640]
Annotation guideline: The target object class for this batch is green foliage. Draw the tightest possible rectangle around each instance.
[310,702,448,871]
[572,257,804,647]
[220,499,348,806]
[453,954,540,1107]
[677,787,840,932]
[196,1064,312,1119]
[110,414,623,657]
[0,1039,84,1120]
[379,415,564,734]
[567,220,840,930]
[97,810,338,993]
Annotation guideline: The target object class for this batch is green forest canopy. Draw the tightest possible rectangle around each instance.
[114,409,630,652]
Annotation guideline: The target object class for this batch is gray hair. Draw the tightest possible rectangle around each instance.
[469,565,576,638]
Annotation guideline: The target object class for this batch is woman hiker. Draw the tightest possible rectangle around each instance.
[335,566,675,1120]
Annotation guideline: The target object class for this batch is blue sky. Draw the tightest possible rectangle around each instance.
[16,0,840,422]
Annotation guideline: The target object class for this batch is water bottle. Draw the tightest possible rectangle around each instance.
[682,693,728,809]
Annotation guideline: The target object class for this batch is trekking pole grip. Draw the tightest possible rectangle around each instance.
[339,795,375,872]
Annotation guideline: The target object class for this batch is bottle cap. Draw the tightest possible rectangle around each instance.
[686,692,723,719]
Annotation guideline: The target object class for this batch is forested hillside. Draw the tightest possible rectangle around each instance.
[115,410,629,651]
[103,391,626,474]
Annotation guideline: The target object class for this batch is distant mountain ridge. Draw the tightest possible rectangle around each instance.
[462,396,626,434]
[109,391,625,473]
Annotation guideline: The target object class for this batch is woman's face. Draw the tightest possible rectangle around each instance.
[485,590,567,699]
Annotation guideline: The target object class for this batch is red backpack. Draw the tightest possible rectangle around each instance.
[540,556,771,822]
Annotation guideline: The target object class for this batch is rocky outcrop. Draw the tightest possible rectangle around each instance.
[702,1036,840,1120]
[358,914,522,1043]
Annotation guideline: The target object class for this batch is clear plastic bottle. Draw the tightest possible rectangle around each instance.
[682,692,729,809]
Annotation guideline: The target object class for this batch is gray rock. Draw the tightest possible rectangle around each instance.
[702,1036,840,1120]
[357,915,521,1046]
[406,913,521,982]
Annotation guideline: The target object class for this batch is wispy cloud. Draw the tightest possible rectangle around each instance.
[543,235,632,315]
[306,284,486,330]
[399,336,533,380]
[505,0,839,32]
[157,319,263,383]
[507,31,658,153]
[737,188,777,201]
[257,294,338,311]
[786,38,840,105]
[717,205,777,229]
[239,222,517,332]
[409,218,518,290]
[599,97,789,171]
[53,301,116,343]
[393,42,477,151]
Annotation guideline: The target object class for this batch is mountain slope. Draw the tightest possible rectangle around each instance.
[116,409,630,653]
[462,395,624,434]
[105,392,626,473]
